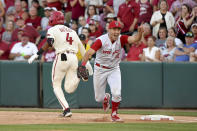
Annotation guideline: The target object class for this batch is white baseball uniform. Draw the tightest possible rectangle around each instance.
[47,25,92,110]
[91,33,129,103]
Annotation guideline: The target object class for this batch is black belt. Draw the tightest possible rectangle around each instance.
[95,63,111,69]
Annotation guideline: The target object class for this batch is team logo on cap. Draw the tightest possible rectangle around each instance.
[115,22,119,26]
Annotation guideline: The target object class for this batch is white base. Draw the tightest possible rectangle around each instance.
[140,115,174,121]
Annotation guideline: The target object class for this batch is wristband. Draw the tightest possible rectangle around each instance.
[37,48,44,55]
[82,61,86,66]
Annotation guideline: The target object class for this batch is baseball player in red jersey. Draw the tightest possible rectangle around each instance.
[81,21,143,122]
[28,11,93,117]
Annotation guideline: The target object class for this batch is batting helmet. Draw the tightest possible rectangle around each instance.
[49,11,64,26]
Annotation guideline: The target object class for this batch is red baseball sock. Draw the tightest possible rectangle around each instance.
[111,101,120,115]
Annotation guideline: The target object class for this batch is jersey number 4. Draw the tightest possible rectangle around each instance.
[66,33,73,45]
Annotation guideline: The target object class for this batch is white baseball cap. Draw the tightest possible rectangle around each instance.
[192,23,197,28]
[44,7,51,10]
[91,15,100,21]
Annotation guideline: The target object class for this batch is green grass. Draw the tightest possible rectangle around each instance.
[0,123,197,131]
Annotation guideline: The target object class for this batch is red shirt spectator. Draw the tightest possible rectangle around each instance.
[11,26,40,44]
[25,6,42,31]
[126,42,147,61]
[138,0,153,24]
[0,40,9,60]
[117,0,140,33]
[47,0,62,11]
[4,0,15,12]
[26,16,42,29]
[70,0,85,21]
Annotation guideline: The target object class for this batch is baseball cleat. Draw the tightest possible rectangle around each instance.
[103,93,110,112]
[111,114,123,122]
[62,108,72,117]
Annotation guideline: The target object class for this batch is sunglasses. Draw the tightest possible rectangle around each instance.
[185,32,193,37]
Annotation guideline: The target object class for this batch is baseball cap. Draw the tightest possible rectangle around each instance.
[185,32,194,37]
[91,15,100,21]
[44,7,52,10]
[191,23,197,28]
[89,20,95,25]
[108,21,122,29]
[104,13,117,21]
[51,7,57,11]
[79,34,86,40]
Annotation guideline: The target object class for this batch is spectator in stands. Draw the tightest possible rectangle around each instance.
[4,0,15,12]
[9,32,38,61]
[91,15,104,34]
[160,36,177,62]
[88,20,102,39]
[176,4,193,43]
[76,34,91,61]
[155,27,167,49]
[166,27,183,47]
[5,11,15,23]
[11,16,41,45]
[41,47,56,62]
[141,23,152,45]
[46,0,62,11]
[62,0,72,23]
[99,5,110,29]
[106,0,125,16]
[174,32,197,62]
[85,0,103,15]
[81,27,93,45]
[9,29,23,53]
[190,49,197,62]
[31,0,45,17]
[2,20,15,45]
[117,0,140,35]
[170,0,196,20]
[191,23,197,42]
[152,0,175,12]
[70,0,85,22]
[41,0,48,8]
[69,20,78,32]
[104,13,117,23]
[141,36,161,62]
[41,7,51,31]
[26,6,42,31]
[21,0,28,12]
[86,5,97,24]
[78,16,88,35]
[137,0,153,25]
[190,5,197,24]
[0,34,9,60]
[0,17,5,41]
[0,0,5,17]
[150,0,175,38]
[7,0,25,19]
[126,40,147,61]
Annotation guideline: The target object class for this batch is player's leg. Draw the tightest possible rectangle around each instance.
[93,67,108,102]
[64,55,80,94]
[52,55,71,116]
[107,68,122,122]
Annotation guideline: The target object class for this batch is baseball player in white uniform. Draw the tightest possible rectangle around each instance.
[81,21,143,122]
[28,11,93,117]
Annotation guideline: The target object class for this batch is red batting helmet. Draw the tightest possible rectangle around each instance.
[49,11,64,26]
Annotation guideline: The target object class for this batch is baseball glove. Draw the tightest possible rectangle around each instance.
[77,65,89,81]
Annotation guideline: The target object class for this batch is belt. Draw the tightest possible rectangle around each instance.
[95,63,111,69]
[65,50,76,54]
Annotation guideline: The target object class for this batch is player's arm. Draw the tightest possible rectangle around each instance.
[81,39,102,66]
[128,25,143,44]
[28,38,53,64]
[81,48,96,66]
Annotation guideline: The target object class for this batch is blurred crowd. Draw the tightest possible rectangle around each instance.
[0,0,197,62]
